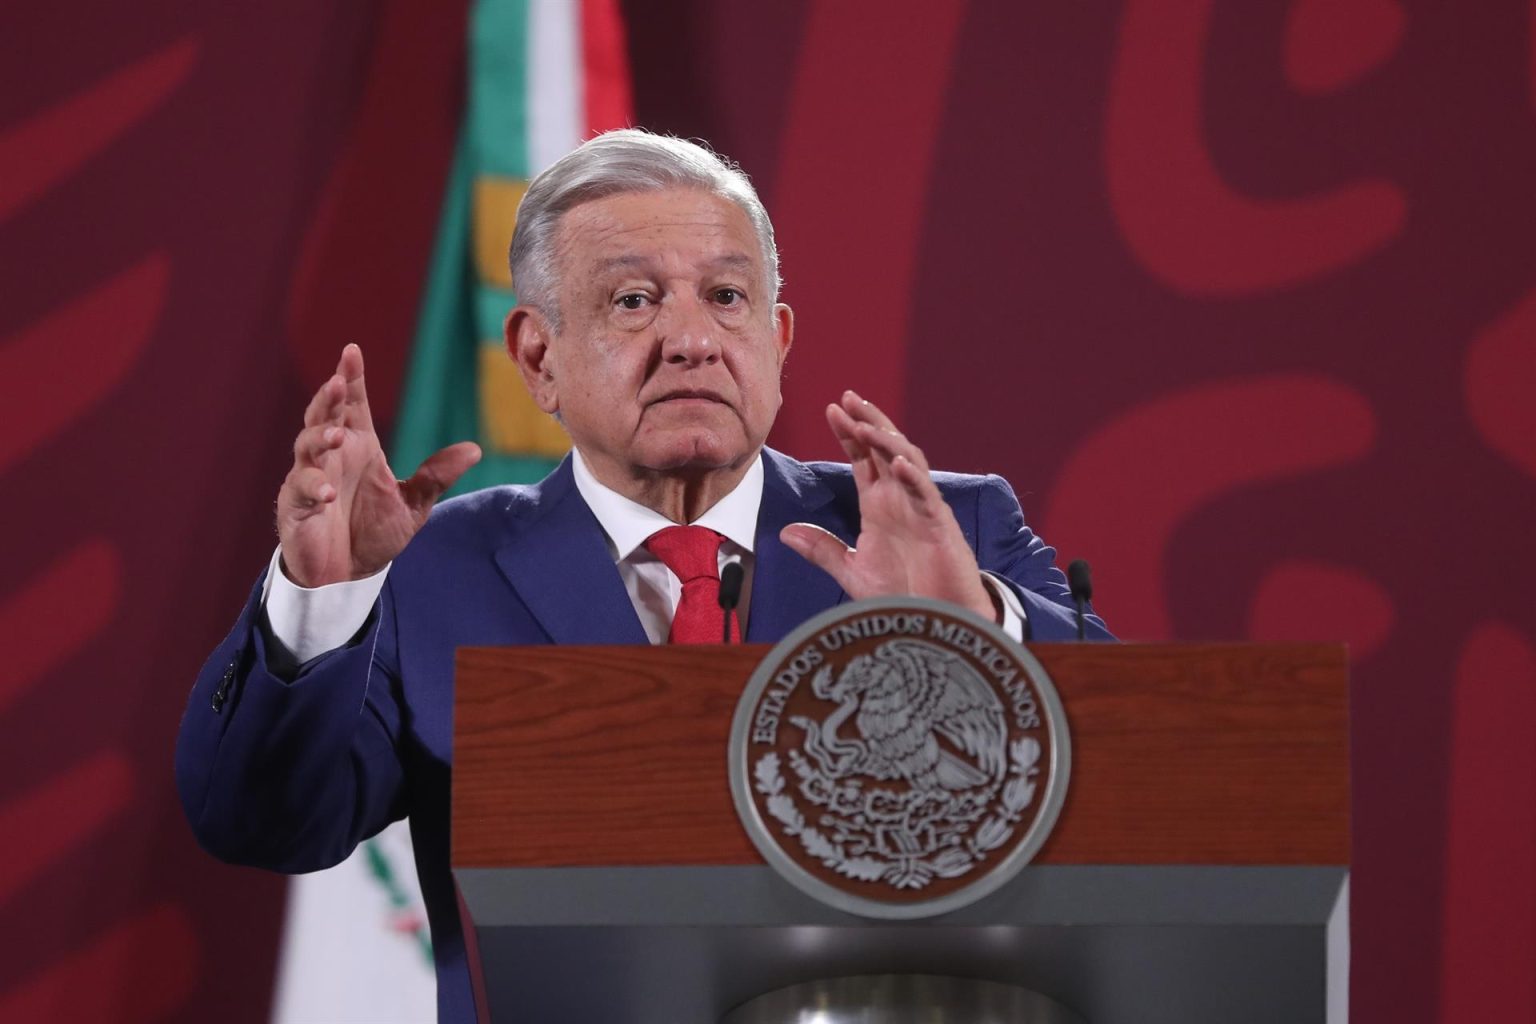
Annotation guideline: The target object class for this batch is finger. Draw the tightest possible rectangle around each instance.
[825,402,863,458]
[302,373,346,430]
[779,523,854,584]
[826,402,878,487]
[840,389,898,433]
[854,419,931,475]
[337,344,377,434]
[889,454,943,512]
[292,424,345,468]
[399,441,482,515]
[279,466,337,517]
[841,390,930,477]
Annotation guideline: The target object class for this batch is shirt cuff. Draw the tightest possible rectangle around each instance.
[979,571,1027,643]
[260,547,391,665]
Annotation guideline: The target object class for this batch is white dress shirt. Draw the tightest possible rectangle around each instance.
[569,449,759,644]
[262,450,1025,664]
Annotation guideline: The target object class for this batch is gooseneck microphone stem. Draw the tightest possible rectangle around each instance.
[719,561,744,644]
[1067,559,1093,642]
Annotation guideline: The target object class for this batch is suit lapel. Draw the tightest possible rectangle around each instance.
[491,459,649,645]
[747,449,853,642]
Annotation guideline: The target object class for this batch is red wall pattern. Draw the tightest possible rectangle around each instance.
[0,2,464,1019]
[2,1,1532,1020]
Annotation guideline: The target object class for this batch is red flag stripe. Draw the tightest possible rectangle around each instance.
[580,0,634,133]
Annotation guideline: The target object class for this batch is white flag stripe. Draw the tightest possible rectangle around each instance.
[271,2,598,1019]
[270,820,436,1023]
[527,0,585,174]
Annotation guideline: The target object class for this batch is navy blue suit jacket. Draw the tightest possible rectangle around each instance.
[176,448,1109,1022]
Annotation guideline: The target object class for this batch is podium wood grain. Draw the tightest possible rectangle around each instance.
[452,643,1348,868]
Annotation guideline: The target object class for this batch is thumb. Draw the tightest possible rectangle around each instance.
[400,441,482,514]
[780,523,853,583]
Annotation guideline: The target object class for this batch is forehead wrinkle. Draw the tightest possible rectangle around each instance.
[553,191,771,295]
[575,208,732,247]
[709,253,755,273]
[591,253,651,274]
[587,250,759,278]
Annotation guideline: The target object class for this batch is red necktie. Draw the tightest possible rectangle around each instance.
[644,526,740,644]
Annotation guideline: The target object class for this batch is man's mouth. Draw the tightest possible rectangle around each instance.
[650,389,728,406]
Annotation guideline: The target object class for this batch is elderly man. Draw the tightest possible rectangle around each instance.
[177,130,1109,1022]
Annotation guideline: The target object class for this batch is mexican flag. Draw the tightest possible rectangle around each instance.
[271,1,631,1019]
[396,0,633,493]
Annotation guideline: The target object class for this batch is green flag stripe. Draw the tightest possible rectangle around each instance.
[393,0,563,493]
[392,130,478,478]
[469,0,531,180]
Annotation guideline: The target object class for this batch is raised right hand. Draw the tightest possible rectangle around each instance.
[276,344,481,588]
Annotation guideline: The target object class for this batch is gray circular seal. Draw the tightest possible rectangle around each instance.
[728,596,1071,919]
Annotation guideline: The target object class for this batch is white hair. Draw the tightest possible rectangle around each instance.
[508,129,781,327]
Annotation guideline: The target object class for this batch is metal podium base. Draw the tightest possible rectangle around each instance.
[459,864,1350,1023]
[721,974,1087,1024]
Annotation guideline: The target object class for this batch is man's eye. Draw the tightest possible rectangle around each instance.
[713,288,742,306]
[616,294,649,310]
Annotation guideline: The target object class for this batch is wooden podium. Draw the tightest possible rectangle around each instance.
[453,643,1349,1024]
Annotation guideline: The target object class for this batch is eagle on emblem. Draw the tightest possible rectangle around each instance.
[794,639,1008,792]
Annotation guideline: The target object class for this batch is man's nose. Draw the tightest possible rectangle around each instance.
[658,295,720,366]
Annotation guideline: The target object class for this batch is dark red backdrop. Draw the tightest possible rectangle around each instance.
[2,1,1531,1020]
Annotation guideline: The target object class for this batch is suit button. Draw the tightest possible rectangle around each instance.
[211,663,235,713]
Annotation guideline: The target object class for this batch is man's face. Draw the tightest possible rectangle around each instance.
[516,188,793,483]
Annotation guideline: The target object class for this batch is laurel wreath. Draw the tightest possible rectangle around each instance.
[754,753,890,882]
[753,736,1043,891]
[969,737,1041,856]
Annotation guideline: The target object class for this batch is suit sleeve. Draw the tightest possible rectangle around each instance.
[174,567,409,872]
[970,474,1114,642]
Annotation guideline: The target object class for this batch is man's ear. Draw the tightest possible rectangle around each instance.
[773,302,794,369]
[506,305,559,414]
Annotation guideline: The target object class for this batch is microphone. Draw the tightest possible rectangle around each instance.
[1067,559,1093,641]
[719,561,744,644]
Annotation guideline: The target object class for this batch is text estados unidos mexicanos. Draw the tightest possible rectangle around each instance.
[750,613,1041,745]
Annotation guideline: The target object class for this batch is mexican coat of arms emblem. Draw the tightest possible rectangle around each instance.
[729,597,1071,918]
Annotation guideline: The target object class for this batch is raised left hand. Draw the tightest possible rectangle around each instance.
[780,390,998,621]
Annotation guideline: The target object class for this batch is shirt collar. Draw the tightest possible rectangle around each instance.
[570,448,764,562]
